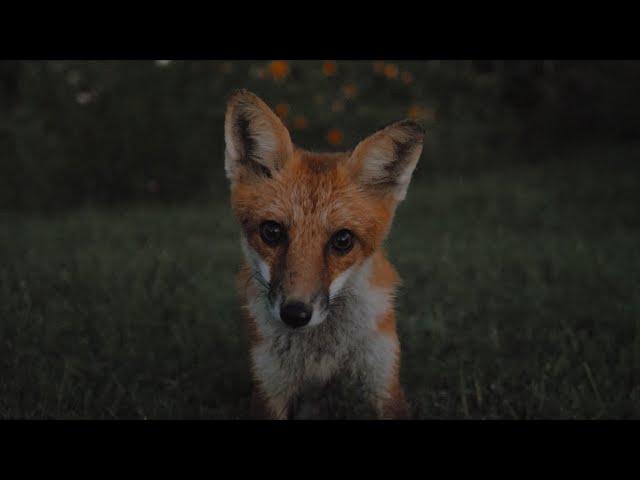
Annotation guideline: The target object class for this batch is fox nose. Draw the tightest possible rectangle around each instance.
[280,301,313,328]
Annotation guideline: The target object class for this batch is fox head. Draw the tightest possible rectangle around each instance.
[225,90,423,330]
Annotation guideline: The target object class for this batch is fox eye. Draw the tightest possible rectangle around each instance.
[330,229,354,254]
[260,221,284,246]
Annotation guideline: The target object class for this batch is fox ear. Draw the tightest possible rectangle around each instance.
[348,120,424,202]
[224,90,294,183]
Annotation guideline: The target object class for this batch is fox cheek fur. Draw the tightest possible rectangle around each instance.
[224,89,424,419]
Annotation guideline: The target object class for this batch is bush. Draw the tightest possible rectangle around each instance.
[1,60,639,212]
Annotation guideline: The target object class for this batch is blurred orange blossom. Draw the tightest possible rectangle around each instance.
[322,61,338,76]
[269,60,289,80]
[327,129,344,146]
[383,64,399,79]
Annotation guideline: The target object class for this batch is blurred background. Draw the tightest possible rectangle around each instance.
[1,60,640,418]
[3,60,640,211]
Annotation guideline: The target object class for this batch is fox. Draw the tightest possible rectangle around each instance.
[224,90,424,419]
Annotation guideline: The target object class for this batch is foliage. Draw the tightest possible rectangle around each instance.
[2,60,639,211]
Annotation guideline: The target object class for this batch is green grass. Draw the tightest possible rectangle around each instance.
[2,143,640,419]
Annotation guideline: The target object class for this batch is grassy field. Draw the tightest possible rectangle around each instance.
[1,142,640,419]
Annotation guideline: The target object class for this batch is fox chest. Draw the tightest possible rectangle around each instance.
[250,329,396,419]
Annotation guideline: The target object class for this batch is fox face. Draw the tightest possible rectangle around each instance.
[225,90,423,331]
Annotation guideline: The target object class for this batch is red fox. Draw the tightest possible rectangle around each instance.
[224,90,424,419]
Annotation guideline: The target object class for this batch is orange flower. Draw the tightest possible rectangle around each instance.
[401,71,414,85]
[383,63,399,79]
[269,60,289,80]
[327,129,344,146]
[372,61,385,74]
[274,103,290,120]
[293,115,308,130]
[322,61,337,76]
[342,84,358,99]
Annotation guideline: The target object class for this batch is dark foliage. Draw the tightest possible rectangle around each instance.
[2,60,639,211]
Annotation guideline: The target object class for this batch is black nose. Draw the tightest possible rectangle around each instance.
[280,301,313,328]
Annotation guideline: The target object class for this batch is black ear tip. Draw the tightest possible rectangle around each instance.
[228,88,258,106]
[376,119,425,140]
[397,119,426,137]
[230,87,250,96]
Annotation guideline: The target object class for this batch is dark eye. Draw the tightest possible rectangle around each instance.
[330,229,354,254]
[260,221,284,246]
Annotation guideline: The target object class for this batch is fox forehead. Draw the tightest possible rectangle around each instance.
[231,148,393,242]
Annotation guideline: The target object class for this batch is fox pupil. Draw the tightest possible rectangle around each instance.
[260,221,284,246]
[331,229,354,254]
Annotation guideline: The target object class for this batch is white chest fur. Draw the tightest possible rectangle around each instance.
[246,257,397,419]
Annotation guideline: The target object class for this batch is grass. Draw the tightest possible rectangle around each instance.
[1,142,640,419]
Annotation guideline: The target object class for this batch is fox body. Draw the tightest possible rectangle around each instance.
[224,90,423,419]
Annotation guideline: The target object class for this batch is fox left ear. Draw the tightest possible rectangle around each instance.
[348,120,424,202]
[224,89,294,183]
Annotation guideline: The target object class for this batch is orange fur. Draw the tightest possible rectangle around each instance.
[232,148,394,304]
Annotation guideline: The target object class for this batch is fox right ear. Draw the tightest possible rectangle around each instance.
[348,120,424,202]
[224,90,294,183]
